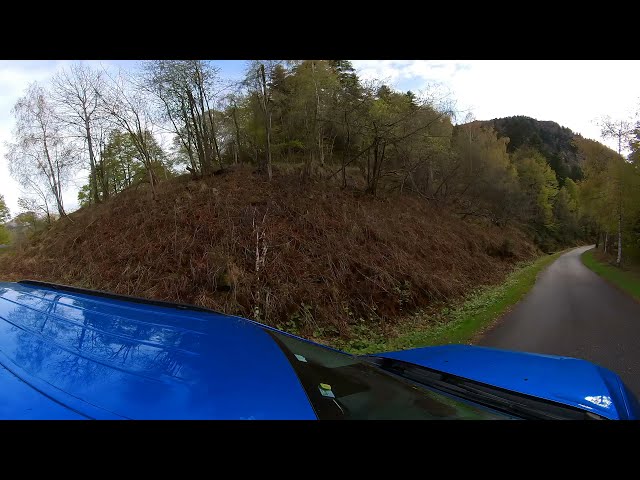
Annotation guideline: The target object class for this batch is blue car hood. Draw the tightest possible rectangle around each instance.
[0,282,315,419]
[378,344,640,420]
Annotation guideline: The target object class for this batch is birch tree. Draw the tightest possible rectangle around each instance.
[51,63,107,203]
[599,116,635,266]
[6,82,76,218]
[244,61,281,180]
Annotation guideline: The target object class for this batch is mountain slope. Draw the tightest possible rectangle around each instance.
[0,167,539,339]
[474,116,583,181]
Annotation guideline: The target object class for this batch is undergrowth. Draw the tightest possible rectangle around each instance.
[330,250,564,353]
[0,166,540,339]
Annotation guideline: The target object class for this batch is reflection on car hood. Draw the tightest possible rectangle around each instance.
[0,281,315,419]
[377,344,640,420]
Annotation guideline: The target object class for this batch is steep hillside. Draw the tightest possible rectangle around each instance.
[474,116,583,181]
[0,167,539,339]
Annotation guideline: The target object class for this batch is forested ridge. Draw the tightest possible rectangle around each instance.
[1,60,639,339]
[476,116,583,182]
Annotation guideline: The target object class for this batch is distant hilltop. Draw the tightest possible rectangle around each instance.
[468,116,584,181]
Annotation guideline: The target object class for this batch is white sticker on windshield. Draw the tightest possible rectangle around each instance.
[294,354,307,362]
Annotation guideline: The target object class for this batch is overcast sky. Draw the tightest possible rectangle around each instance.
[1,60,639,217]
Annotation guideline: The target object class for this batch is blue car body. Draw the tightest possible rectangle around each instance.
[0,280,637,420]
[381,345,640,420]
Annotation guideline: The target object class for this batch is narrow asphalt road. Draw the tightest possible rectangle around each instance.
[479,245,640,397]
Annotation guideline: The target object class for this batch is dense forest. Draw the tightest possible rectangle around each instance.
[1,60,640,336]
[477,116,584,182]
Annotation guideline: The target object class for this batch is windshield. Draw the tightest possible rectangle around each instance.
[266,330,513,420]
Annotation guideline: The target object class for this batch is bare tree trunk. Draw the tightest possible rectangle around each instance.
[616,141,623,267]
[179,99,200,176]
[604,231,609,253]
[208,115,223,169]
[318,130,324,166]
[311,61,324,167]
[367,138,381,195]
[196,64,222,169]
[366,146,372,188]
[428,161,434,195]
[147,160,157,200]
[97,136,110,201]
[327,134,337,163]
[51,64,105,205]
[342,110,350,189]
[617,208,623,266]
[186,90,210,174]
[84,118,100,204]
[42,136,67,218]
[125,159,131,188]
[602,120,633,267]
[259,64,272,180]
[232,104,242,164]
[266,109,273,179]
[199,105,215,171]
[373,141,386,195]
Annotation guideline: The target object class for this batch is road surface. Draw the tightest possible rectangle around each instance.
[479,245,640,397]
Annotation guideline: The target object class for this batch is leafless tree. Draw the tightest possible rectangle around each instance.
[142,60,222,177]
[101,70,160,199]
[18,195,52,225]
[51,63,107,203]
[229,95,243,165]
[258,63,273,180]
[244,61,279,180]
[6,82,77,218]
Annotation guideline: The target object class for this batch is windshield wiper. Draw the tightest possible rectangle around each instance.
[429,378,562,419]
[367,356,604,420]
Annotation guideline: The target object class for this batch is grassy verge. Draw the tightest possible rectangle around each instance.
[581,248,640,301]
[335,249,566,355]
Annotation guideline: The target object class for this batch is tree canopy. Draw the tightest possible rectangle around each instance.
[5,60,638,256]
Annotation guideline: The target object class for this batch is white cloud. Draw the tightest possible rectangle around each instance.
[351,60,416,85]
[351,60,640,151]
[3,60,640,218]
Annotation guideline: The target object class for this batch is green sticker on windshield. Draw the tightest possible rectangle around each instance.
[319,383,335,398]
[294,354,307,362]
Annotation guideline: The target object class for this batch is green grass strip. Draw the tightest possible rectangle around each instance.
[581,248,640,302]
[339,250,565,355]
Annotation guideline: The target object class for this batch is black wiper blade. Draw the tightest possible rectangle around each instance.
[436,379,560,419]
[436,376,603,420]
[369,356,604,420]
